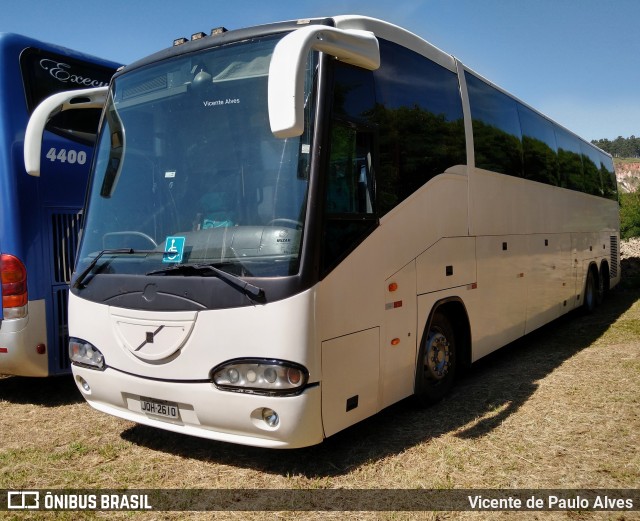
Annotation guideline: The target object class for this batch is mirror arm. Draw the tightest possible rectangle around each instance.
[24,86,108,177]
[268,26,380,139]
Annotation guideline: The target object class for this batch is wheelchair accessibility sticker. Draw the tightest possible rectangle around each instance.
[163,236,186,263]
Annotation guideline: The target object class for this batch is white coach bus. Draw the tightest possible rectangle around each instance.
[25,16,619,448]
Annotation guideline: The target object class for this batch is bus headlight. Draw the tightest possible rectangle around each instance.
[69,337,105,370]
[210,358,308,396]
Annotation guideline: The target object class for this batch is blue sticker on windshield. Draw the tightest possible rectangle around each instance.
[163,236,185,263]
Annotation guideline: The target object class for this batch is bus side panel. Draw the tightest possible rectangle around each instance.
[572,232,594,306]
[524,233,572,334]
[321,327,380,438]
[377,171,469,281]
[470,235,528,361]
[468,168,619,238]
[416,237,476,295]
[0,37,47,374]
[0,37,25,321]
[382,261,417,409]
[0,300,48,376]
[316,173,469,345]
[316,172,469,422]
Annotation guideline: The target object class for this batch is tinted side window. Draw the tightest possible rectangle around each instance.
[323,64,378,272]
[555,129,584,191]
[332,62,377,123]
[466,73,523,177]
[323,123,376,270]
[20,48,114,111]
[581,142,603,196]
[20,48,116,143]
[372,39,466,215]
[600,154,618,201]
[518,104,559,185]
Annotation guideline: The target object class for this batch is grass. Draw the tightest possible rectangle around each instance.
[614,158,640,165]
[1,287,639,520]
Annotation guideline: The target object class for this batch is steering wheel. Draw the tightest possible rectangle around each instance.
[267,218,303,230]
[103,231,158,249]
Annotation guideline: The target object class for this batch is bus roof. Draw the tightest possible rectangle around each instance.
[111,15,608,159]
[118,15,456,76]
[0,32,120,70]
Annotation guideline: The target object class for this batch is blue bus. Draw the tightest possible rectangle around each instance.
[0,33,119,376]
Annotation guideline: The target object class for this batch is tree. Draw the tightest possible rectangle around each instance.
[592,136,640,158]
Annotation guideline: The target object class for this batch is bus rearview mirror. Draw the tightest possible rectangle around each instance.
[24,86,108,177]
[268,25,380,139]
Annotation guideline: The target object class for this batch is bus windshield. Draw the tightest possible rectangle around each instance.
[78,34,314,279]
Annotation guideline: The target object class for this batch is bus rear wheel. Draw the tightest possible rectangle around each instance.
[583,267,600,313]
[414,311,456,406]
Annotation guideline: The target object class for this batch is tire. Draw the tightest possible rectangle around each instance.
[414,311,457,406]
[583,268,598,313]
[598,263,610,303]
[596,269,605,306]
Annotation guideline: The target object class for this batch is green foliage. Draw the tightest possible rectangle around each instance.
[619,191,640,239]
[593,137,639,238]
[592,135,640,158]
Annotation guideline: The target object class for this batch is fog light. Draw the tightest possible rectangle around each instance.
[262,408,279,427]
[76,375,90,393]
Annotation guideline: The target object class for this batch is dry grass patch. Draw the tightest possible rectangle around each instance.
[1,288,639,520]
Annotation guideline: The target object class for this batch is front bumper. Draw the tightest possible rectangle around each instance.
[72,364,324,448]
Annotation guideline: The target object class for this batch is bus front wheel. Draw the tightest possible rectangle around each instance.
[414,311,457,406]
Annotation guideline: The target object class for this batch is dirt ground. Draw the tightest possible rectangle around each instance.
[621,237,640,283]
[0,244,639,520]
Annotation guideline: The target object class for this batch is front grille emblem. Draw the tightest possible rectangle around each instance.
[135,326,164,351]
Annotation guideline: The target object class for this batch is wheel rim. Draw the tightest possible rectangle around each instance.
[424,330,450,381]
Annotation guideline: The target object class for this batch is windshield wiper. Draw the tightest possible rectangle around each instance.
[146,263,265,301]
[73,248,156,289]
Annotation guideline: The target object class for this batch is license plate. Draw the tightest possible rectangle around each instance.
[140,397,179,420]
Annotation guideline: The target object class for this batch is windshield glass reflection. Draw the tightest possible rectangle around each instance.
[78,35,313,278]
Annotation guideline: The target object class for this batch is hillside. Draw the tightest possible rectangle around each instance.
[615,159,640,193]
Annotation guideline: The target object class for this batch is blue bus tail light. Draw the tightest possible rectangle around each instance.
[0,254,28,318]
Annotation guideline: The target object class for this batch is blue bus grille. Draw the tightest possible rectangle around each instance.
[51,212,82,283]
[53,287,70,371]
[49,210,82,373]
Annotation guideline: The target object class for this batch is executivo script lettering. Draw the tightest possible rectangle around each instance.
[39,59,109,88]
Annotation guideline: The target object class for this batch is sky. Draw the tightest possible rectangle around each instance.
[2,0,638,141]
